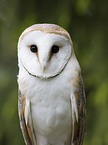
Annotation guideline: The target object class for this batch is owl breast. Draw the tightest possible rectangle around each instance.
[29,77,72,144]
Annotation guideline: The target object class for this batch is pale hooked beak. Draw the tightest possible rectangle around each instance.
[38,45,51,72]
[39,53,50,72]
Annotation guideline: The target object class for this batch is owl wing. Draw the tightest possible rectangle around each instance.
[18,90,36,145]
[70,74,86,145]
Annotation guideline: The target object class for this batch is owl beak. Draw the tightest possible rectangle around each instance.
[41,64,46,72]
[39,51,50,72]
[40,58,48,72]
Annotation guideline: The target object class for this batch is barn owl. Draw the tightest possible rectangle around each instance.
[17,24,86,145]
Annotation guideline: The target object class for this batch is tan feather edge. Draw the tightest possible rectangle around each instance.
[18,24,72,45]
[18,90,33,145]
[71,74,86,145]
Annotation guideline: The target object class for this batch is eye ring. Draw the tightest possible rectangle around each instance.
[30,45,38,53]
[51,45,59,53]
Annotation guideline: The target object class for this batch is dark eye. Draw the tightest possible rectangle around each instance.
[30,45,38,53]
[51,45,59,53]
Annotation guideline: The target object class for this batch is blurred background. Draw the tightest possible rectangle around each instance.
[0,0,108,144]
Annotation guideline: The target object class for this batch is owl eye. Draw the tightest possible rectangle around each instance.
[51,45,59,53]
[30,45,38,53]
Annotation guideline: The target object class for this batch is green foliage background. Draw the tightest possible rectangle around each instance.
[0,0,108,144]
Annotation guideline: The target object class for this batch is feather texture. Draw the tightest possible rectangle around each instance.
[17,24,86,145]
[72,74,86,145]
[18,90,36,145]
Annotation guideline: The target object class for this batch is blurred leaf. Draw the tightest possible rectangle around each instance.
[0,69,11,90]
[75,0,91,15]
[94,81,108,106]
[2,89,17,121]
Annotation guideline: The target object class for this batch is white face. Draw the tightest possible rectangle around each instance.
[18,31,72,79]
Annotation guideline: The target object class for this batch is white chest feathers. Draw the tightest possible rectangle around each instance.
[18,66,76,145]
[31,92,72,145]
[25,74,72,145]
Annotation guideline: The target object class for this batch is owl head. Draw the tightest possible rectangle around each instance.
[18,24,74,79]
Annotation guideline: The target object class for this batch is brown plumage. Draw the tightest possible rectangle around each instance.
[72,74,86,145]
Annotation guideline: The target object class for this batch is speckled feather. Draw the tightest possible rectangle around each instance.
[72,74,86,145]
[18,90,33,145]
[18,24,72,44]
